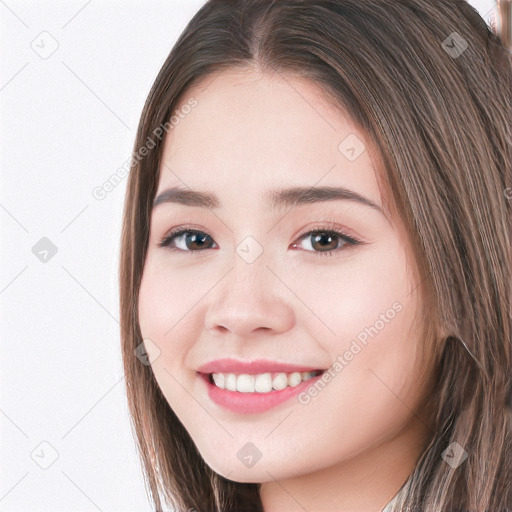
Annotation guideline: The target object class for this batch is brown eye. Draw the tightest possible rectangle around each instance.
[309,232,340,251]
[159,229,216,251]
[158,226,363,257]
[291,229,361,257]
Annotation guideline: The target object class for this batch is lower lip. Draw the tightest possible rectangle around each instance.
[198,372,324,414]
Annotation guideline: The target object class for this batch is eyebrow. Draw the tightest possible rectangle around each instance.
[152,186,383,214]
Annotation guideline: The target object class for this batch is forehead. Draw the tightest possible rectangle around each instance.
[157,68,385,214]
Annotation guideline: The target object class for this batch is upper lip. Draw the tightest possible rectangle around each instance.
[196,358,326,374]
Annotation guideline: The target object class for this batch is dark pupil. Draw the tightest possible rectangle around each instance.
[312,233,338,251]
[187,232,212,250]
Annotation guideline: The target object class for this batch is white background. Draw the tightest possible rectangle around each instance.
[0,0,499,510]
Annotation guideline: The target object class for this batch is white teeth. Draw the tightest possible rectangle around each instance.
[210,371,320,393]
[212,373,224,388]
[236,374,255,393]
[272,373,288,390]
[288,372,303,387]
[225,373,237,391]
[254,373,272,392]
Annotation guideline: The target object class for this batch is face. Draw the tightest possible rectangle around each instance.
[138,68,431,484]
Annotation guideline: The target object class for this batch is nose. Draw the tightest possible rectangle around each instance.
[203,257,295,339]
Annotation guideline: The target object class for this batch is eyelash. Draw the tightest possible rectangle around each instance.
[157,223,364,258]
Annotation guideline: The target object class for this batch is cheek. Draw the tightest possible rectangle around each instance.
[137,253,197,358]
[138,262,173,340]
[137,256,200,413]
[318,242,424,442]
[290,238,423,407]
[287,238,413,350]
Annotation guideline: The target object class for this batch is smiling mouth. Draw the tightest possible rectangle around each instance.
[204,369,325,393]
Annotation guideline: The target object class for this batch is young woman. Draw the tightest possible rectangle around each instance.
[119,1,512,510]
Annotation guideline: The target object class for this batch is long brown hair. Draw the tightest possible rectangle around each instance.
[119,1,512,510]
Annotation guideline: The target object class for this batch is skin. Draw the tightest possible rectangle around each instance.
[138,68,436,512]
